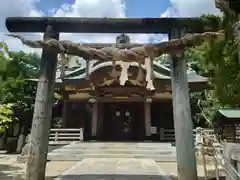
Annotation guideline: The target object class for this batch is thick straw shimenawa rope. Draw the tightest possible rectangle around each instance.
[6,31,224,90]
[6,31,223,60]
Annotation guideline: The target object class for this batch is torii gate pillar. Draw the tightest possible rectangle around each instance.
[169,28,198,180]
[26,25,59,180]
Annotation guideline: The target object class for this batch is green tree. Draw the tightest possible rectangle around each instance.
[0,104,17,133]
[0,45,41,132]
[185,9,240,127]
[0,42,9,99]
[1,51,40,104]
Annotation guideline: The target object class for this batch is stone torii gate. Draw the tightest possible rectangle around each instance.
[5,17,218,180]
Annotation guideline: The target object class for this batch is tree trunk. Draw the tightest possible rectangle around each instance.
[25,25,59,180]
[237,15,240,64]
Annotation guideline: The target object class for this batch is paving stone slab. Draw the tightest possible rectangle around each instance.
[68,142,173,148]
[47,154,176,162]
[55,158,172,180]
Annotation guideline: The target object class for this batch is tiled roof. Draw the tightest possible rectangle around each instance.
[28,61,208,83]
[218,109,240,119]
[60,61,207,83]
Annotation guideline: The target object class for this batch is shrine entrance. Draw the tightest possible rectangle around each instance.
[101,102,145,141]
[6,14,220,180]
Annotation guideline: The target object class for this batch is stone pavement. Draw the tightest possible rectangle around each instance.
[54,158,172,180]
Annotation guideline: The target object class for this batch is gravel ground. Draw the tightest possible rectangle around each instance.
[0,153,77,180]
[157,162,225,180]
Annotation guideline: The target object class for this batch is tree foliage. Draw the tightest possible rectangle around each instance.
[185,10,240,126]
[0,104,17,133]
[0,44,40,132]
[1,51,40,104]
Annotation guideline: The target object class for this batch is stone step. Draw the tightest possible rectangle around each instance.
[59,148,174,153]
[45,142,177,163]
[60,145,174,151]
[67,142,173,148]
[47,153,176,162]
[60,146,174,150]
[51,149,175,155]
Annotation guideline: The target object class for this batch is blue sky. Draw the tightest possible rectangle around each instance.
[36,0,171,17]
[125,0,171,17]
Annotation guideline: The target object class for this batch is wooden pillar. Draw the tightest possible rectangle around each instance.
[91,102,98,138]
[62,100,68,128]
[235,15,240,64]
[169,28,197,180]
[144,99,151,138]
[16,125,26,153]
[97,102,103,138]
[0,131,6,150]
[26,25,59,180]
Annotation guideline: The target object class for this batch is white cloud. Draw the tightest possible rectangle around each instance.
[170,0,221,17]
[1,0,149,53]
[150,0,221,43]
[54,0,125,18]
[0,0,43,52]
[55,0,149,44]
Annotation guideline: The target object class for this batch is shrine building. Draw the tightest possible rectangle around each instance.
[35,34,208,142]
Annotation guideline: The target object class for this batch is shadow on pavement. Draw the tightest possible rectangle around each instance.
[0,164,23,180]
[0,164,58,180]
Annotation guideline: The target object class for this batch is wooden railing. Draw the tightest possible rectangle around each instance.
[49,128,83,144]
[159,128,175,141]
[159,128,197,142]
[196,128,240,180]
[47,128,213,143]
[159,128,214,143]
[160,128,240,179]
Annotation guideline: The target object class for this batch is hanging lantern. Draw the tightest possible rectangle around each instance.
[145,97,152,103]
[116,33,130,44]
